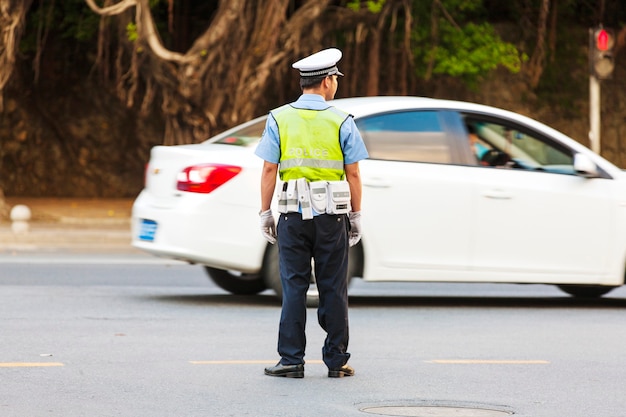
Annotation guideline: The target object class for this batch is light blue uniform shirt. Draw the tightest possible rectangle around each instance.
[255,94,369,165]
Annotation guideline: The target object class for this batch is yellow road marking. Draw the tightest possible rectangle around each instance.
[0,362,64,367]
[428,359,549,364]
[190,360,324,365]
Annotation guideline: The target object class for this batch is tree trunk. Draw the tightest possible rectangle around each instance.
[365,1,393,96]
[526,0,550,88]
[424,0,440,81]
[0,0,34,111]
[615,26,626,56]
[87,0,352,145]
[0,0,34,202]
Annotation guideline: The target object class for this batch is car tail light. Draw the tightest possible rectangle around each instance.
[176,164,242,193]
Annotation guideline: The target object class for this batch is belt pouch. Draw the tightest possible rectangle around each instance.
[309,181,328,214]
[326,181,351,215]
[277,181,288,213]
[297,178,313,220]
[286,180,299,212]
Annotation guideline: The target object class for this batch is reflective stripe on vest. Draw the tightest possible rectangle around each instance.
[272,104,348,182]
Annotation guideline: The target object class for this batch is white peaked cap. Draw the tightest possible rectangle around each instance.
[292,48,344,77]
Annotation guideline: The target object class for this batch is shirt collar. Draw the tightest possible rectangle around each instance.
[292,94,328,110]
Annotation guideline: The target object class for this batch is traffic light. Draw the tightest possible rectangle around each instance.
[589,27,615,79]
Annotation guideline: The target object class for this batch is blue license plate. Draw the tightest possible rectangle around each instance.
[138,219,158,242]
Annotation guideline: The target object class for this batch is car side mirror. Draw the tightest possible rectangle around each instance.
[573,153,599,178]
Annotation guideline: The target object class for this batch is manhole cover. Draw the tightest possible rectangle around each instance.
[361,406,513,417]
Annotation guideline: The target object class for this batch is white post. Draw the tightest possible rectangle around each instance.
[10,204,31,234]
[589,75,601,154]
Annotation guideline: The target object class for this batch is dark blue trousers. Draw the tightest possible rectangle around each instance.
[276,212,351,369]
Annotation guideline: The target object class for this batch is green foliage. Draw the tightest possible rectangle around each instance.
[346,0,386,13]
[430,22,526,76]
[21,0,100,53]
[126,22,139,42]
[22,0,168,53]
[439,0,482,13]
[55,1,100,42]
[412,0,526,86]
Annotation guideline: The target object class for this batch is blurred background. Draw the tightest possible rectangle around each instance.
[1,0,625,200]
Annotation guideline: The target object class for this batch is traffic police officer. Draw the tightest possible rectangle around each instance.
[255,48,368,378]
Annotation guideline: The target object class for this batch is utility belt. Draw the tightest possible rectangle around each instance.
[277,178,351,220]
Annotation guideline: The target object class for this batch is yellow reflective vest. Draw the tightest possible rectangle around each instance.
[272,104,348,182]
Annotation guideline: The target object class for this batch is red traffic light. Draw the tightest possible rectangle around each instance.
[596,29,610,51]
[590,27,615,79]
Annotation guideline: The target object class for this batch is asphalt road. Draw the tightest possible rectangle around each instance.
[2,252,626,417]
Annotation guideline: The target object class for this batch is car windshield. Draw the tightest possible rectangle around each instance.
[212,118,266,146]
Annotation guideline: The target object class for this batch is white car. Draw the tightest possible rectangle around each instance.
[132,96,626,299]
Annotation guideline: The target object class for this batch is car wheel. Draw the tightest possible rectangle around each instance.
[557,284,616,298]
[204,267,267,295]
[261,242,362,300]
[261,244,282,297]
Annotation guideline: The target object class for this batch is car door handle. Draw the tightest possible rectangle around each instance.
[482,189,513,200]
[363,179,391,188]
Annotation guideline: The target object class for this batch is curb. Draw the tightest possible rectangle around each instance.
[0,221,134,253]
[0,198,135,252]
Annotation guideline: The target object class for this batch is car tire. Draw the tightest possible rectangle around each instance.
[557,284,616,298]
[261,244,282,298]
[204,267,267,295]
[261,242,363,300]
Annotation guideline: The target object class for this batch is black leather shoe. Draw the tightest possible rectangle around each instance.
[264,363,304,378]
[328,364,354,378]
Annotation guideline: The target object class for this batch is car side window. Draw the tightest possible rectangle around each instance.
[465,118,575,175]
[212,118,267,147]
[356,111,453,163]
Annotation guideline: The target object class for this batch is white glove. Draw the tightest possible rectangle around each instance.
[348,211,362,247]
[259,209,277,244]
